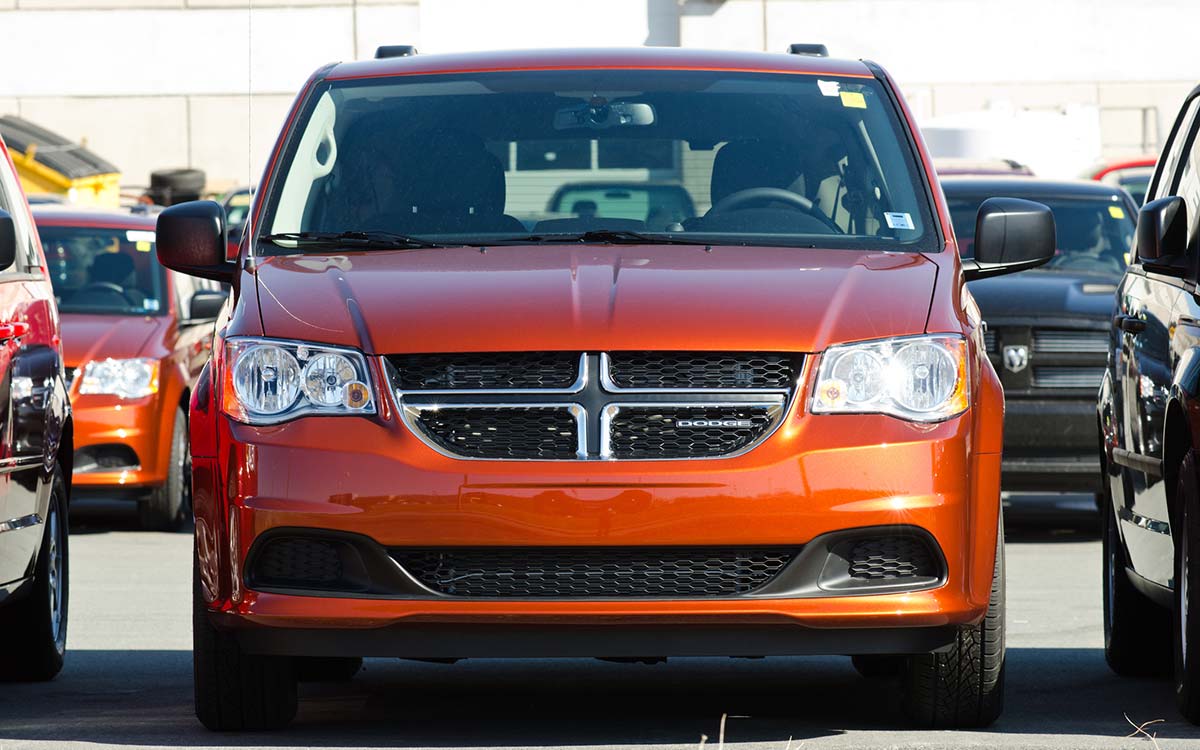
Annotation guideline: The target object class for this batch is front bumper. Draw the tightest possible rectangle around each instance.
[1000,398,1100,492]
[194,387,1002,655]
[70,393,170,490]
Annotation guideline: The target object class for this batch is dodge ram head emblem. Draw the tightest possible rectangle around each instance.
[1003,345,1029,373]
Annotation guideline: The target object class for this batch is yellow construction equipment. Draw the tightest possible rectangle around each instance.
[0,116,121,208]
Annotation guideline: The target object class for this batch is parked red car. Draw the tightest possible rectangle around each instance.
[0,134,73,681]
[33,207,226,530]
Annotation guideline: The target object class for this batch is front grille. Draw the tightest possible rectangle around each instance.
[1033,329,1108,354]
[848,537,937,581]
[392,546,798,598]
[606,404,781,459]
[606,352,793,390]
[391,352,580,391]
[395,352,798,460]
[408,406,580,459]
[982,330,997,353]
[253,537,344,588]
[1033,367,1105,389]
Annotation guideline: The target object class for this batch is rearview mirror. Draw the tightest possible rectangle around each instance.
[962,197,1055,281]
[1135,196,1188,277]
[0,209,16,271]
[187,289,229,323]
[156,200,235,283]
[554,101,655,131]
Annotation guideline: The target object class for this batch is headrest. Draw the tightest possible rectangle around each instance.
[710,139,803,206]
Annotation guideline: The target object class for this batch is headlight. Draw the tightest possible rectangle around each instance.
[222,338,376,424]
[78,358,159,399]
[811,334,969,422]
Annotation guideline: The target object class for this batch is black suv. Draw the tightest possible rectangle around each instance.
[1098,82,1200,722]
[946,177,1136,496]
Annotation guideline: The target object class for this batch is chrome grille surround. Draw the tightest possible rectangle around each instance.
[393,352,800,461]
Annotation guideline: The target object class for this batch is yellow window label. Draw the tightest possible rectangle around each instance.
[840,91,867,109]
[1109,205,1126,220]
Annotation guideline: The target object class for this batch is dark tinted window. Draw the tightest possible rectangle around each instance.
[39,225,167,315]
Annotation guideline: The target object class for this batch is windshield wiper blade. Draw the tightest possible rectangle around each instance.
[259,231,455,250]
[498,229,699,246]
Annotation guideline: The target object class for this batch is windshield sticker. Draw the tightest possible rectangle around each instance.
[126,230,155,243]
[840,91,867,109]
[143,299,160,312]
[817,80,841,97]
[135,241,152,252]
[885,212,914,230]
[1108,205,1127,220]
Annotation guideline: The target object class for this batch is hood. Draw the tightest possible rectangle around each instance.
[61,314,167,366]
[252,246,939,354]
[967,268,1120,322]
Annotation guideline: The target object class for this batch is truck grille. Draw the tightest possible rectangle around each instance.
[1032,367,1105,389]
[392,546,798,598]
[392,352,799,461]
[1032,329,1108,354]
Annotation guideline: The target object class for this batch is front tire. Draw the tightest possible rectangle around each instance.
[901,525,1005,728]
[1173,451,1200,723]
[0,467,69,681]
[140,406,190,532]
[193,558,297,731]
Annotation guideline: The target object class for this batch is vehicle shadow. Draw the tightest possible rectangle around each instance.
[1,646,1197,747]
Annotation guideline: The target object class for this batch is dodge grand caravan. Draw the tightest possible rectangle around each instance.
[156,47,1055,730]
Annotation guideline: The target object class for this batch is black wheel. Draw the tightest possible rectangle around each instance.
[193,556,297,731]
[1103,477,1171,676]
[296,656,362,682]
[0,467,68,682]
[902,525,1005,728]
[1174,451,1200,723]
[851,654,904,679]
[140,406,189,532]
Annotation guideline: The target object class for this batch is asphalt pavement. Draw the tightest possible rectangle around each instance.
[1,495,1198,750]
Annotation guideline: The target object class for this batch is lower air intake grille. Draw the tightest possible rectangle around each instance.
[393,547,798,598]
[606,404,780,459]
[848,537,937,581]
[409,406,579,459]
[252,537,344,588]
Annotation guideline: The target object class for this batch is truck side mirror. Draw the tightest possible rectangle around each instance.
[1136,196,1189,277]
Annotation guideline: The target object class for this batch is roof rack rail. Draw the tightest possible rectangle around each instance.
[786,43,829,57]
[375,45,418,59]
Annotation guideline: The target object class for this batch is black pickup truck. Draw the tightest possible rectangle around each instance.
[944,177,1137,496]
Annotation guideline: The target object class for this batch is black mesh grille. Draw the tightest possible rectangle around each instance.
[253,537,343,588]
[391,352,579,390]
[393,546,798,597]
[607,352,794,390]
[411,407,578,459]
[608,405,778,459]
[848,537,937,581]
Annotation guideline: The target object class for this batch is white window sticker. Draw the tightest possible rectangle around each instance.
[126,230,155,243]
[884,212,914,230]
[817,79,841,97]
[143,299,160,312]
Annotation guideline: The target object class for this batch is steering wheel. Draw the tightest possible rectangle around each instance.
[708,187,843,233]
[72,281,139,306]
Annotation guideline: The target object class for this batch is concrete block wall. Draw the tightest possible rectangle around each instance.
[0,0,1197,188]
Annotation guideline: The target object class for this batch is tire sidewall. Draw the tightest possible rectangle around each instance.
[1175,452,1200,711]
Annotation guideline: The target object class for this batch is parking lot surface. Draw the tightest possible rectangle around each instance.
[2,498,1199,750]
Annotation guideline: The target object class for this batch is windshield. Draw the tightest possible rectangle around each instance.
[263,70,937,252]
[948,193,1135,277]
[38,225,167,315]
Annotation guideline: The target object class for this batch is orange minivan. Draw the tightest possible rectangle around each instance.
[34,207,226,530]
[157,47,1058,730]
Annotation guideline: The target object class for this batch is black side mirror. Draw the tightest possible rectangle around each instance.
[962,197,1056,281]
[0,208,18,271]
[1135,196,1188,277]
[156,200,235,283]
[187,288,230,323]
